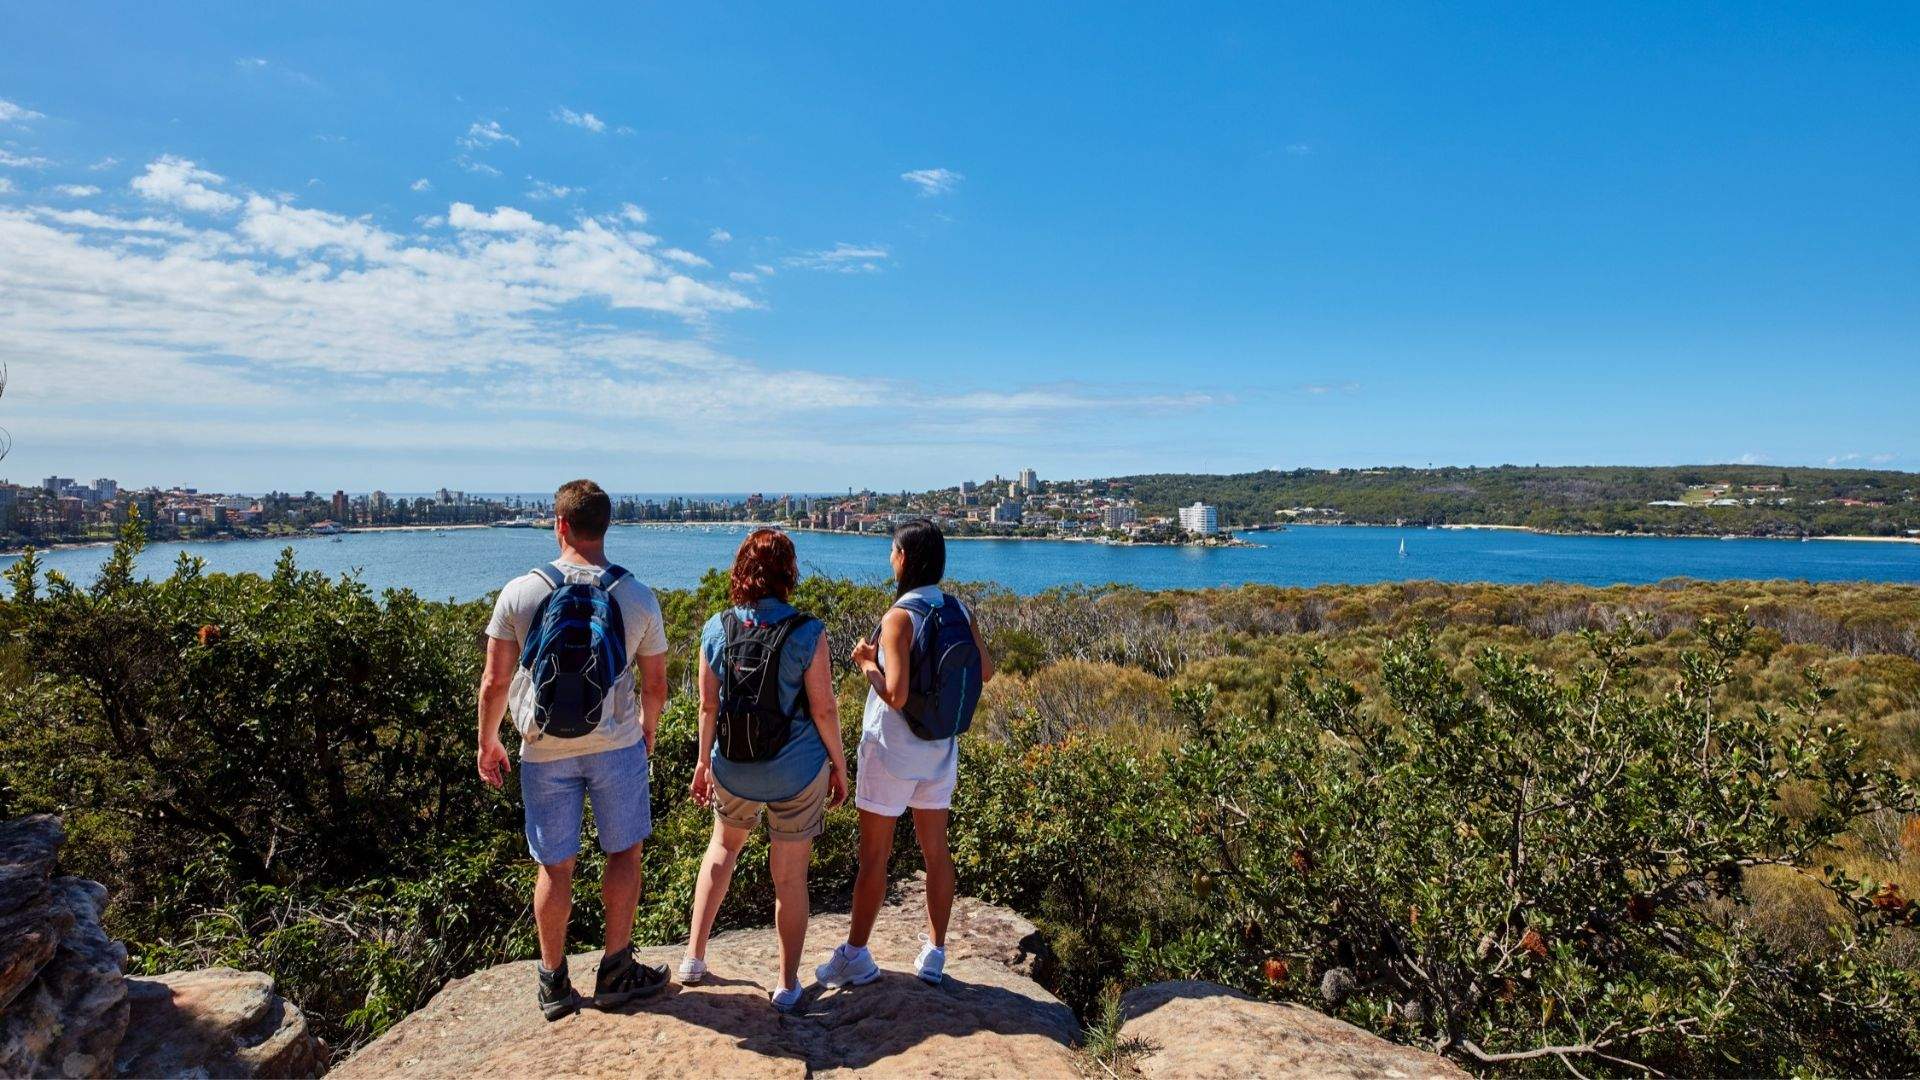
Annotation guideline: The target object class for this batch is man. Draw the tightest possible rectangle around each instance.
[477,479,672,1020]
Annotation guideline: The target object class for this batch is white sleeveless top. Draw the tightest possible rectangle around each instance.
[860,585,962,781]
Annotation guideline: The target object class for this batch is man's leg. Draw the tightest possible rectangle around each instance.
[847,810,898,949]
[602,842,642,956]
[535,857,577,970]
[910,808,954,948]
[687,819,750,961]
[769,838,812,990]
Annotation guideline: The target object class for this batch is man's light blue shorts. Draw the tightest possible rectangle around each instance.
[519,741,652,866]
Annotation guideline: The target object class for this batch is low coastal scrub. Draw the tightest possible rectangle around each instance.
[3,521,1918,1074]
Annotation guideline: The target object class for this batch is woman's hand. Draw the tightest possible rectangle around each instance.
[850,637,878,670]
[689,761,714,808]
[826,757,849,809]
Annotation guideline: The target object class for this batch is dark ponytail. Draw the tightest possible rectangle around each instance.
[892,518,946,597]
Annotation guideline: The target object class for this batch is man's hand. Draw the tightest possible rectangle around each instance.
[477,737,511,788]
[826,758,849,810]
[643,719,657,755]
[689,761,714,808]
[850,638,878,670]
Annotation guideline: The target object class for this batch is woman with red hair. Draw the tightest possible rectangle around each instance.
[679,528,848,1011]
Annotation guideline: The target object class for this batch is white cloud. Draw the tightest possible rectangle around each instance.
[1736,451,1767,465]
[620,204,648,224]
[88,156,120,171]
[446,201,550,234]
[0,150,54,169]
[31,207,200,237]
[729,270,757,283]
[456,156,501,177]
[410,177,432,192]
[900,167,963,196]
[1284,143,1313,156]
[459,119,518,149]
[0,99,44,125]
[709,227,732,244]
[785,242,889,273]
[52,184,100,197]
[660,247,709,267]
[553,107,606,133]
[525,179,578,201]
[237,57,269,69]
[0,178,12,194]
[130,155,241,213]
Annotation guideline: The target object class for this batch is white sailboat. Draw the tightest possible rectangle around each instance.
[1398,537,1408,558]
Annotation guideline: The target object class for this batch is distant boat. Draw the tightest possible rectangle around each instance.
[1399,537,1408,558]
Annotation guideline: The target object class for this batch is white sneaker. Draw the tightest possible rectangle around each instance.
[914,938,946,984]
[814,943,880,988]
[770,981,805,1012]
[676,956,707,985]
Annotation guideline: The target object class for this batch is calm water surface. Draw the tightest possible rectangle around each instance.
[7,525,1917,600]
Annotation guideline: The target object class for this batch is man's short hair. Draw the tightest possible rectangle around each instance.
[555,479,612,541]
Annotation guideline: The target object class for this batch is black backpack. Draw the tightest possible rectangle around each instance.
[716,611,812,762]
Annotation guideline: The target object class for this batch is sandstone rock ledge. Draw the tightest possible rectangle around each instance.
[1118,980,1467,1080]
[336,878,1080,1079]
[0,815,324,1079]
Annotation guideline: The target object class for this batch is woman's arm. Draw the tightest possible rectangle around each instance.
[851,607,914,711]
[691,651,719,805]
[804,632,848,808]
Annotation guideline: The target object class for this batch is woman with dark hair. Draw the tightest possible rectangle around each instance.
[815,518,993,989]
[682,528,848,1011]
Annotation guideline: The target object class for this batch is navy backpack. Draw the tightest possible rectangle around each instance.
[511,564,631,741]
[896,591,983,741]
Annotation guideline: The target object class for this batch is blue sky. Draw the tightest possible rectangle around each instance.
[1,2,1915,492]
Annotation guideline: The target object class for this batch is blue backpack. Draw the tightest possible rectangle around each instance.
[896,591,983,741]
[513,564,631,740]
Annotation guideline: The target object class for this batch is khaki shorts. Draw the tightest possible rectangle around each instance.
[713,763,831,842]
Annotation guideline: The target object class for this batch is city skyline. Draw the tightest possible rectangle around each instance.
[2,3,1917,491]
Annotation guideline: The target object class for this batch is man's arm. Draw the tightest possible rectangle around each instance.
[638,650,668,754]
[476,635,518,787]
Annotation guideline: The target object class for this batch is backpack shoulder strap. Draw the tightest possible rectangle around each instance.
[896,593,934,617]
[531,564,566,591]
[598,564,630,590]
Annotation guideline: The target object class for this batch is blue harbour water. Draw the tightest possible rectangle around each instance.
[6,524,1916,601]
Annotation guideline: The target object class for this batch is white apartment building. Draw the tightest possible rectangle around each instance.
[1178,502,1219,535]
[1102,505,1138,528]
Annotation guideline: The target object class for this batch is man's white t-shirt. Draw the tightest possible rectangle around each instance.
[485,559,668,764]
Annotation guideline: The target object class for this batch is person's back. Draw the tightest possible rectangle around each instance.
[475,479,672,1020]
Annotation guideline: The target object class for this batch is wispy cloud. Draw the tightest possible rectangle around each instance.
[0,150,54,169]
[0,99,44,125]
[552,106,606,133]
[455,156,501,177]
[0,178,13,194]
[52,184,100,197]
[129,155,241,213]
[708,227,732,245]
[88,156,119,171]
[236,57,269,69]
[785,242,889,273]
[459,119,518,149]
[1826,451,1897,467]
[524,179,578,201]
[1297,381,1360,395]
[410,177,432,192]
[900,167,963,196]
[1284,143,1313,156]
[660,247,709,268]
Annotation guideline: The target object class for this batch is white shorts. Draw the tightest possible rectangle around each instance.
[854,738,957,817]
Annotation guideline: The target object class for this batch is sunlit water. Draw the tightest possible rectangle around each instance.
[7,524,1916,600]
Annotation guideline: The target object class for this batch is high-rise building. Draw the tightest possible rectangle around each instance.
[93,478,119,501]
[331,490,349,521]
[1178,502,1220,535]
[1019,467,1039,491]
[1102,505,1138,528]
[989,500,1023,525]
[960,480,976,493]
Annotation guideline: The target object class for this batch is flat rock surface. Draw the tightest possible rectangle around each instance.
[117,966,327,1079]
[337,880,1079,1079]
[1118,981,1467,1080]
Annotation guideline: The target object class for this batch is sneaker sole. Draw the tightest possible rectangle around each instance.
[677,971,707,986]
[917,970,943,985]
[815,966,882,989]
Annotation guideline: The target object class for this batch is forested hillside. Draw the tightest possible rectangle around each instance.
[1111,464,1920,536]
[3,523,1919,1074]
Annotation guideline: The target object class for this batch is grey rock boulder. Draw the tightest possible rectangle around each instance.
[116,967,327,1079]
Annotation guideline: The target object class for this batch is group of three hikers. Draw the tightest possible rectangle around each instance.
[476,479,994,1019]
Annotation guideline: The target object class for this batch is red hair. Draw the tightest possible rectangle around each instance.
[730,528,798,606]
